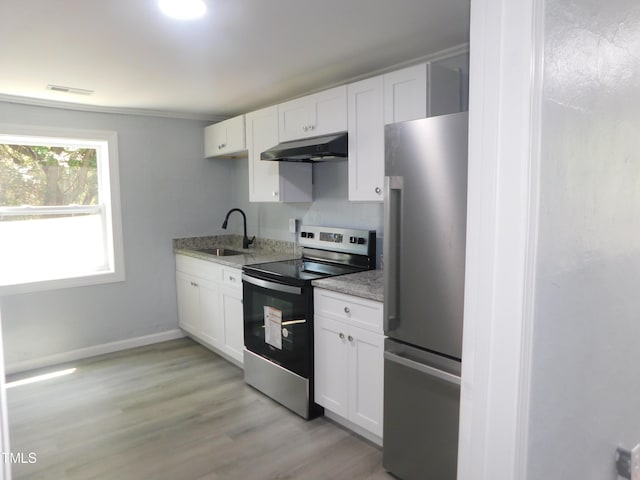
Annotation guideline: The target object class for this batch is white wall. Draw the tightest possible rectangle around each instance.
[526,0,640,478]
[0,101,236,372]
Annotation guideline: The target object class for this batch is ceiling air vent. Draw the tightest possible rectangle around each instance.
[46,84,94,95]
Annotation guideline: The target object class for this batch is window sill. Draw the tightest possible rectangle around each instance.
[0,269,125,296]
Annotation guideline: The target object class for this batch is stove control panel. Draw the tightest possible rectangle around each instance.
[298,225,375,257]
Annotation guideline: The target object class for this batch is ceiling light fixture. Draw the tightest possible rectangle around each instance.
[159,0,207,20]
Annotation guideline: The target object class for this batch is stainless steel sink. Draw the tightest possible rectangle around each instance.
[195,247,244,256]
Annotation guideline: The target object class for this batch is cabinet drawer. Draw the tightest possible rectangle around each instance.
[314,288,383,333]
[223,268,243,289]
[175,254,223,281]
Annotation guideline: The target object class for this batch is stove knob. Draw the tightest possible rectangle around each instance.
[301,232,308,238]
[349,236,357,244]
[307,232,315,239]
[357,237,366,245]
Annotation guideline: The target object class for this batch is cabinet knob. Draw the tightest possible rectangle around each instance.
[375,187,381,194]
[273,191,279,197]
[339,332,345,340]
[302,126,308,132]
[344,306,350,314]
[229,276,236,282]
[218,143,226,149]
[348,335,354,342]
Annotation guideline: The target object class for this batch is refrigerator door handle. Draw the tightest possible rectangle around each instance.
[384,175,403,332]
[384,351,461,386]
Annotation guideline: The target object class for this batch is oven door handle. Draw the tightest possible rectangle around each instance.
[241,273,303,295]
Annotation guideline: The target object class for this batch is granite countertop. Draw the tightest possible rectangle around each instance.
[312,269,384,302]
[173,234,300,268]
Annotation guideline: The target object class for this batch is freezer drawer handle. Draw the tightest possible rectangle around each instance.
[384,351,461,386]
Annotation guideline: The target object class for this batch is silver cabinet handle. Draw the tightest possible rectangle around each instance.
[375,187,381,194]
[339,332,345,340]
[348,335,354,342]
[344,307,350,314]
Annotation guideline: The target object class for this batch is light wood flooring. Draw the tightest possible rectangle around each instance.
[6,338,393,480]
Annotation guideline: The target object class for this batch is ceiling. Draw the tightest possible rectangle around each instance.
[0,0,470,120]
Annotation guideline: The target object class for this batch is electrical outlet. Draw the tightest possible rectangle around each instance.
[617,445,640,480]
[288,218,298,234]
[618,447,632,479]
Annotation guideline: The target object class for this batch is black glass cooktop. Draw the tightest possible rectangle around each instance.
[243,258,362,283]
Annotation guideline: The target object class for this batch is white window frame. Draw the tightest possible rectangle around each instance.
[0,124,125,295]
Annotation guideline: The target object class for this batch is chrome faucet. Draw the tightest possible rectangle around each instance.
[221,208,255,249]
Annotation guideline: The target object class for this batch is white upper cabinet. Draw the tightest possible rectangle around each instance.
[384,63,461,125]
[278,85,348,142]
[348,75,385,202]
[246,106,312,203]
[384,64,428,125]
[348,62,462,201]
[204,115,246,157]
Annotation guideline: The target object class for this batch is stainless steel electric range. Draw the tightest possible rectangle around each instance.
[241,225,376,419]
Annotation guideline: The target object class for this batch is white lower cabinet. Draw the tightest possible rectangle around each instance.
[176,254,244,366]
[314,288,384,439]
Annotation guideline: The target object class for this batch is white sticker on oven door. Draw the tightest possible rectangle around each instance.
[264,306,283,350]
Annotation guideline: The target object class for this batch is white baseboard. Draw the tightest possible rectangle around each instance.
[5,329,186,375]
[324,410,383,447]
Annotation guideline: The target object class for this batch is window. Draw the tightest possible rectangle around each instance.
[0,126,124,294]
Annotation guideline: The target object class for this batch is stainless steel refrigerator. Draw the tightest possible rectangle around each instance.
[383,112,468,479]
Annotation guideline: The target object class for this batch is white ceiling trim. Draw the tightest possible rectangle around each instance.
[0,44,468,123]
[0,93,224,122]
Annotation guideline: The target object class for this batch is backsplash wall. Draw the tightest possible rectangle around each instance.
[228,158,384,267]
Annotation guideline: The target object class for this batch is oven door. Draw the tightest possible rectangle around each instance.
[242,273,312,378]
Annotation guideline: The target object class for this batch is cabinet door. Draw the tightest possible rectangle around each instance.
[348,326,385,437]
[223,115,246,154]
[247,106,312,203]
[197,278,224,349]
[204,123,225,158]
[311,85,348,137]
[176,271,200,334]
[204,115,246,157]
[247,106,282,201]
[278,98,311,142]
[278,86,347,141]
[384,63,427,125]
[222,285,244,364]
[347,76,384,202]
[314,315,349,417]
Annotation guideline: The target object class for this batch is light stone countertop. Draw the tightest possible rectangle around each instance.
[174,234,384,300]
[173,234,299,268]
[312,269,384,302]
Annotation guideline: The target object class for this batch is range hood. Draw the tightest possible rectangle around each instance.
[261,133,348,162]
